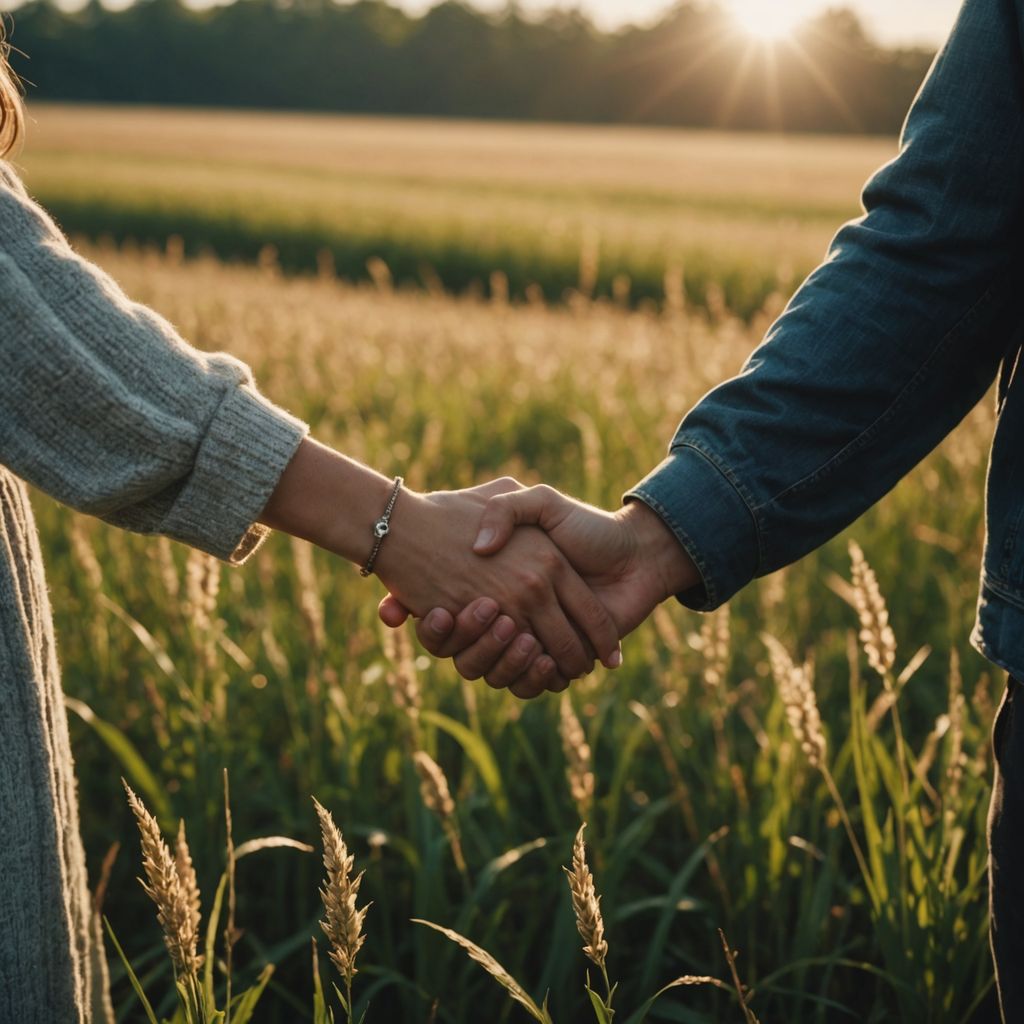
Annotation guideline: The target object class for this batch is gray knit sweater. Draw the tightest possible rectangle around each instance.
[0,161,308,1022]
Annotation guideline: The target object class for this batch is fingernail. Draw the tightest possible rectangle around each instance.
[427,609,448,635]
[537,656,554,676]
[515,634,535,655]
[608,649,623,669]
[474,528,495,551]
[493,616,516,642]
[473,598,498,623]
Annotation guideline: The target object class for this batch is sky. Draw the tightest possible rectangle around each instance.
[398,0,962,47]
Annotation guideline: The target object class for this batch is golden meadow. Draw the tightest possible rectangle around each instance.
[20,104,997,1022]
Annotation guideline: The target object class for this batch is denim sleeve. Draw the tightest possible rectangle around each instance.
[627,0,1024,611]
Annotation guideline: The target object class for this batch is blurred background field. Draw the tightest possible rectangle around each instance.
[16,104,895,318]
[37,227,999,1021]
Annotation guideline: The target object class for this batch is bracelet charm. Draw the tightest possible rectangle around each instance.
[360,476,403,578]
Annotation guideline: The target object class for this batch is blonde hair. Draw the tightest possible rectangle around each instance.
[0,24,23,156]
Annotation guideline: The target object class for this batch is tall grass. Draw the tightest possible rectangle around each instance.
[17,104,896,318]
[41,241,999,1021]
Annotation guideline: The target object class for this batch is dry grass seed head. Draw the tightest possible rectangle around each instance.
[848,541,896,681]
[413,750,455,820]
[700,606,731,689]
[564,824,608,969]
[185,549,220,632]
[291,538,326,653]
[763,634,827,770]
[313,797,370,985]
[382,626,421,721]
[559,696,595,816]
[174,819,202,941]
[947,650,966,805]
[123,782,202,978]
[69,518,103,591]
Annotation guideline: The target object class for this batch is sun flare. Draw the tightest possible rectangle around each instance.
[729,3,805,42]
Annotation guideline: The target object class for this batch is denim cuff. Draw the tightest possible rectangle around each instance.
[624,443,761,612]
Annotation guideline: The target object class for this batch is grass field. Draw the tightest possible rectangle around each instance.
[16,104,898,318]
[36,213,1001,1021]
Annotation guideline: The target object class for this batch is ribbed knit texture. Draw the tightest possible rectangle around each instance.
[0,161,308,1021]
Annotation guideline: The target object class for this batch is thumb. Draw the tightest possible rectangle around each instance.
[473,485,568,555]
[378,594,412,628]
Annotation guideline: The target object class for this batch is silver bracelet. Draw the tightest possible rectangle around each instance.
[360,476,404,578]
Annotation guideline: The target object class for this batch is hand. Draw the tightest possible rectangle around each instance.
[381,484,701,694]
[259,442,619,686]
[373,480,623,683]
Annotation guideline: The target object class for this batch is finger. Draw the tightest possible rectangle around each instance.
[501,652,570,697]
[481,632,544,690]
[553,570,623,670]
[473,485,570,555]
[379,594,412,628]
[452,615,519,681]
[509,656,563,700]
[529,593,595,681]
[415,598,498,658]
[413,607,458,655]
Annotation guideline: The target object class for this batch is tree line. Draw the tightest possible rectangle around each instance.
[5,0,936,133]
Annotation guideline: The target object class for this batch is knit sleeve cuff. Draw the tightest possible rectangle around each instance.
[158,383,308,564]
[624,443,761,611]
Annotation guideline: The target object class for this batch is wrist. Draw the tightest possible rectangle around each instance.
[617,499,700,603]
[260,438,401,566]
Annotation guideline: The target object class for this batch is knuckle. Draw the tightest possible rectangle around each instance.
[541,547,564,573]
[520,571,549,600]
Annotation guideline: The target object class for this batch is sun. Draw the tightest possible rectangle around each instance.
[729,3,805,42]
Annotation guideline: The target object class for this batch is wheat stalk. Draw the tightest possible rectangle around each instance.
[383,626,422,724]
[700,606,731,690]
[291,538,326,654]
[564,824,608,971]
[412,750,466,873]
[718,929,761,1024]
[763,636,875,901]
[413,750,454,819]
[559,696,594,819]
[762,634,826,769]
[849,540,896,682]
[123,781,202,979]
[946,649,966,808]
[174,820,202,944]
[69,517,103,591]
[313,797,370,1003]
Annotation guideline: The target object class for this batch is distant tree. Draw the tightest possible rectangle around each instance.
[3,0,935,134]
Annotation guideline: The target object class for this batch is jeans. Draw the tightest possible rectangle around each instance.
[990,678,1024,1022]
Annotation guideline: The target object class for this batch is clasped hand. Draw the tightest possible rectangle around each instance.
[378,478,698,699]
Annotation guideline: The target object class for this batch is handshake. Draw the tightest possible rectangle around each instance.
[371,478,701,700]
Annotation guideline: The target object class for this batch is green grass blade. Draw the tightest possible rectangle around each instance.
[420,710,509,820]
[65,697,171,823]
[103,916,160,1024]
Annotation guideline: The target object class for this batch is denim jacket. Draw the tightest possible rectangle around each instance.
[627,0,1024,679]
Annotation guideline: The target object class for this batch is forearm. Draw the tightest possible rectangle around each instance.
[259,437,397,567]
[631,0,1024,610]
